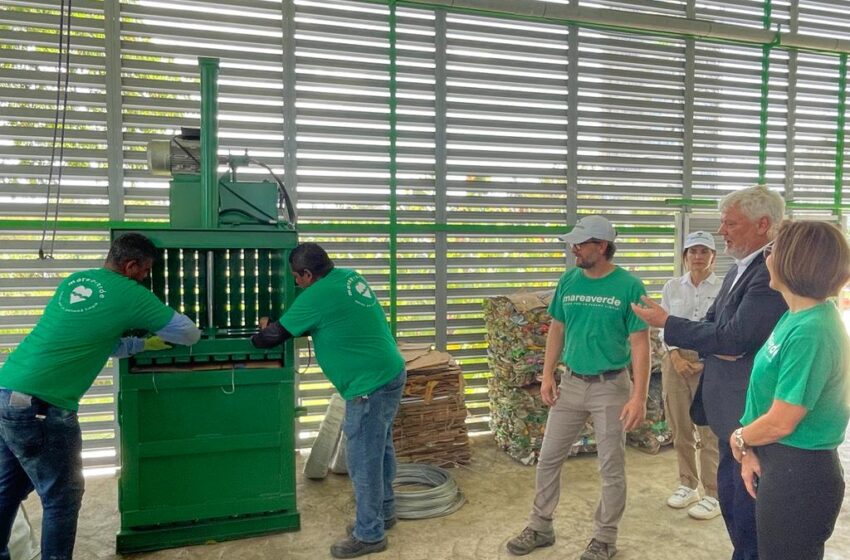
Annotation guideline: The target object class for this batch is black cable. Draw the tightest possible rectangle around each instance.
[39,0,68,260]
[218,180,277,224]
[48,0,73,258]
[249,158,296,225]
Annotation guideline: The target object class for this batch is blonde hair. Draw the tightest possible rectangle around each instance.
[719,185,786,236]
[771,220,850,299]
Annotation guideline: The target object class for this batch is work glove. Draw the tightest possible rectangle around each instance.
[143,336,172,352]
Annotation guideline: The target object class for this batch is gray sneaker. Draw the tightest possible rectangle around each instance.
[506,526,555,556]
[580,538,617,560]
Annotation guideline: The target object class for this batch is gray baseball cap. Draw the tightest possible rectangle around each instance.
[559,215,617,244]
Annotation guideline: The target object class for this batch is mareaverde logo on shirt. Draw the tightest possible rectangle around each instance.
[347,276,377,307]
[765,332,781,360]
[562,293,622,310]
[58,277,106,313]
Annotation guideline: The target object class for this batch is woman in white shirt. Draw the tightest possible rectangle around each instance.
[661,231,722,520]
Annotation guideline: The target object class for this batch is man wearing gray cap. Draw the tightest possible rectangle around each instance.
[507,215,650,560]
[659,231,721,520]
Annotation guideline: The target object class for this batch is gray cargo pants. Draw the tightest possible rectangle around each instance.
[527,369,631,545]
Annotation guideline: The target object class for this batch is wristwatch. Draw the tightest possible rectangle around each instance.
[733,427,748,453]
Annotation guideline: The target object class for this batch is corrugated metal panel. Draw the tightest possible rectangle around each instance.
[798,0,850,42]
[576,29,684,215]
[119,0,286,221]
[692,42,764,198]
[793,52,841,204]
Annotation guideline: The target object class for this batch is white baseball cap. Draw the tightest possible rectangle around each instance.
[684,231,716,251]
[559,215,616,244]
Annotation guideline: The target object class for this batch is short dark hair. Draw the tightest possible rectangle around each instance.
[289,242,335,278]
[602,240,616,260]
[106,233,157,266]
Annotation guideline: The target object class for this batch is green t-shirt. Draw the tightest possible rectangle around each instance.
[0,268,175,411]
[548,266,648,375]
[741,301,850,450]
[280,268,405,400]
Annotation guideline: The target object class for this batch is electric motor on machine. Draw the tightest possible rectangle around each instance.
[148,130,225,177]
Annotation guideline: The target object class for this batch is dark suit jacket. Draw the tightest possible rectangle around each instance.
[663,253,787,440]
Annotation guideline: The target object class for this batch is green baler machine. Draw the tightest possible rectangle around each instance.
[114,58,300,554]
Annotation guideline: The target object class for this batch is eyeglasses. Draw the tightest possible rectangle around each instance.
[762,242,774,259]
[571,240,601,250]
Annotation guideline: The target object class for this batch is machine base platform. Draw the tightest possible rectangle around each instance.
[116,510,300,554]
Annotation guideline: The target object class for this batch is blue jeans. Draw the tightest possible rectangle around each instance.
[344,371,406,544]
[0,390,84,560]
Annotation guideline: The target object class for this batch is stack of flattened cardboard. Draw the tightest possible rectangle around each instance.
[484,291,595,465]
[393,343,470,467]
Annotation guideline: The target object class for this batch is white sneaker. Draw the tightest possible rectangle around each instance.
[666,486,700,509]
[688,496,721,520]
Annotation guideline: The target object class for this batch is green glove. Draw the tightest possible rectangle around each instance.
[143,336,172,352]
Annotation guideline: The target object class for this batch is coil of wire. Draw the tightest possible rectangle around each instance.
[393,463,465,519]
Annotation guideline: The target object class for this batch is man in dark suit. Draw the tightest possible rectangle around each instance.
[632,185,787,560]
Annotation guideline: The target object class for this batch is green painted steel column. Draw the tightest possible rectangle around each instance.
[835,54,847,216]
[757,0,772,185]
[199,57,220,229]
[388,1,399,336]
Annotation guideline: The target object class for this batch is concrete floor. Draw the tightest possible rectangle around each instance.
[23,435,850,560]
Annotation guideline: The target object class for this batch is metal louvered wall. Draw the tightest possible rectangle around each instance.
[4,0,850,470]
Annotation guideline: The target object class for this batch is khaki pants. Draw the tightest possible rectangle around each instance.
[661,350,719,498]
[528,370,631,545]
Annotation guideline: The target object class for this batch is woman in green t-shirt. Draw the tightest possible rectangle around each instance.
[730,220,850,560]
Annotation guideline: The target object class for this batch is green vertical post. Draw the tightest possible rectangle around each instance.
[199,57,220,229]
[757,0,772,185]
[835,54,847,216]
[388,1,398,336]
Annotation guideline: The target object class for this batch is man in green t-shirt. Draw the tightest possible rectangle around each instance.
[251,243,405,559]
[507,216,650,560]
[0,233,201,560]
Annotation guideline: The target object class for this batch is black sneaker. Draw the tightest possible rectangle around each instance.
[330,535,388,559]
[506,526,555,556]
[580,538,617,560]
[346,516,398,536]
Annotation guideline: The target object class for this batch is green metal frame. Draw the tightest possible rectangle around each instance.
[0,219,673,236]
[757,0,773,185]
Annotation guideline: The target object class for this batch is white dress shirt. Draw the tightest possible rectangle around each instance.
[729,244,768,290]
[660,272,721,349]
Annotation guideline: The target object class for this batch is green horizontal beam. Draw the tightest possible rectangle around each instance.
[0,219,166,231]
[297,223,674,236]
[0,219,673,236]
